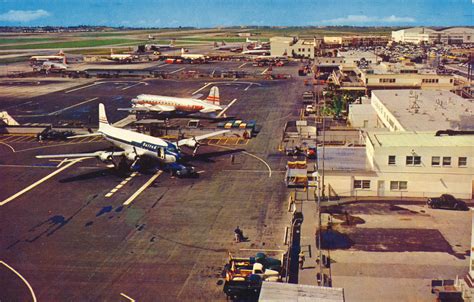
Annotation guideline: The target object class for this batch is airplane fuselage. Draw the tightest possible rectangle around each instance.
[99,124,180,163]
[133,94,221,113]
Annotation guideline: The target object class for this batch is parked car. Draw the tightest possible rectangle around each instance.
[427,194,468,211]
[37,129,75,141]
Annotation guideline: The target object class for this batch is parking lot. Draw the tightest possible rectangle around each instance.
[323,201,471,301]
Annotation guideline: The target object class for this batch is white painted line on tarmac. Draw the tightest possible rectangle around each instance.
[238,62,247,68]
[105,172,138,198]
[121,82,146,91]
[0,261,37,302]
[192,82,212,95]
[244,84,252,91]
[261,67,269,75]
[0,158,84,206]
[216,98,237,118]
[209,144,272,178]
[49,97,99,116]
[170,67,185,74]
[123,170,162,206]
[0,142,15,152]
[120,292,135,302]
[65,82,100,94]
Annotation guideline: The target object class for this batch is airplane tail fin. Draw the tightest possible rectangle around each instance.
[110,48,114,55]
[63,56,67,65]
[205,86,220,105]
[181,48,185,55]
[98,103,109,130]
[170,39,175,47]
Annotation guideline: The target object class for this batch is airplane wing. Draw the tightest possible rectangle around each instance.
[67,133,103,139]
[118,104,176,113]
[148,105,175,112]
[36,151,125,159]
[177,130,229,147]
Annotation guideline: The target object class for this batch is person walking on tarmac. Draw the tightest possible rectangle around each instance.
[299,251,305,270]
[234,226,244,243]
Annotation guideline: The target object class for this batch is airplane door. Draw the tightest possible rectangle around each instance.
[158,147,165,159]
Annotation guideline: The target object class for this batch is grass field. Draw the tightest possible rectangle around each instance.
[0,38,66,45]
[0,38,145,50]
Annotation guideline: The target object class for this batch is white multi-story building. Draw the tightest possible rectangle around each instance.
[392,27,474,44]
[270,36,317,58]
[329,90,474,199]
[357,62,455,92]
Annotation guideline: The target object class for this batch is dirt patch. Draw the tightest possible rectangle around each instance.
[332,213,365,226]
[343,228,457,254]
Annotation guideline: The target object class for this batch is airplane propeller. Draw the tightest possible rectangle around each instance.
[191,136,200,157]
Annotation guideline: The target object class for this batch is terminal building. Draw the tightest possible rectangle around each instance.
[323,35,389,48]
[356,62,455,93]
[391,27,474,45]
[325,89,474,199]
[317,55,456,93]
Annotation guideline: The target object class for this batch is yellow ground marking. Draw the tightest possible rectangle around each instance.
[0,158,84,206]
[261,67,269,74]
[123,170,162,206]
[0,261,37,302]
[10,136,29,143]
[4,136,23,142]
[105,172,138,198]
[238,62,247,68]
[120,292,135,302]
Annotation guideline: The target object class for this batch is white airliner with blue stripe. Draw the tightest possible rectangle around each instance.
[36,103,229,169]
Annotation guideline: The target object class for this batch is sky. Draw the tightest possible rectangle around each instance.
[0,0,472,27]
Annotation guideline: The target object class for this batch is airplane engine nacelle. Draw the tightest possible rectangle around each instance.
[98,152,113,163]
[183,140,198,148]
[126,153,139,162]
[163,154,176,163]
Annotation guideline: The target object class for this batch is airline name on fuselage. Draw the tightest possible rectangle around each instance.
[133,141,163,152]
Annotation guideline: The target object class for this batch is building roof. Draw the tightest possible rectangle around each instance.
[259,282,345,302]
[363,62,438,75]
[372,90,474,131]
[394,27,474,34]
[338,50,380,60]
[367,131,474,148]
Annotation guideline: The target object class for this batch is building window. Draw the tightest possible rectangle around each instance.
[354,180,371,189]
[431,156,440,166]
[379,78,396,83]
[388,155,396,165]
[390,181,408,191]
[422,78,439,83]
[458,157,467,167]
[406,156,421,166]
[442,157,451,166]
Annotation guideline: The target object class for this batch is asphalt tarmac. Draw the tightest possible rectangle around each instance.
[0,61,306,300]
